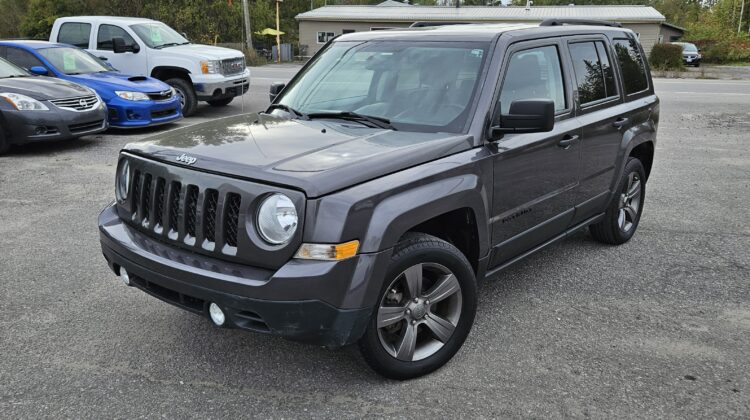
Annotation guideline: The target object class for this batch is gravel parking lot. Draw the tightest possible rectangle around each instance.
[1,65,748,418]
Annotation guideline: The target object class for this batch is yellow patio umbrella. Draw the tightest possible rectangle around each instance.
[254,28,285,36]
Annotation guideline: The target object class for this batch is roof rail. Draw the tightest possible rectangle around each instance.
[410,22,466,28]
[539,19,622,28]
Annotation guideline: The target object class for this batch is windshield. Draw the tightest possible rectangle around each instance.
[278,41,490,133]
[0,57,29,78]
[131,22,189,49]
[38,47,109,74]
[679,43,698,53]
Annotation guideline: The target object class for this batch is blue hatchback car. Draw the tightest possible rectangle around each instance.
[0,41,182,128]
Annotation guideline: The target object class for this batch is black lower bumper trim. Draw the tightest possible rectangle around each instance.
[102,242,372,348]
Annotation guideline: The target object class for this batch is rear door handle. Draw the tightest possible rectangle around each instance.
[613,117,629,129]
[558,134,579,149]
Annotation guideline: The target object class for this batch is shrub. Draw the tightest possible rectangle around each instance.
[649,43,685,71]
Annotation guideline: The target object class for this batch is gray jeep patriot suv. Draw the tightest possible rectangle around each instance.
[99,21,658,379]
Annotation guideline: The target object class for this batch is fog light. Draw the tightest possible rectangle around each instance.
[209,303,225,326]
[120,269,131,286]
[34,126,47,135]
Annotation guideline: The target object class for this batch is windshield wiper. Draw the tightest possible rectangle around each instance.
[306,111,396,130]
[265,104,307,119]
[154,42,181,49]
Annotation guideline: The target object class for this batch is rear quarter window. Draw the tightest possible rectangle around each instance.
[613,38,649,95]
[58,23,92,48]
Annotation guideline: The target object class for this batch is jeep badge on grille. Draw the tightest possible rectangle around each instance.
[176,154,197,165]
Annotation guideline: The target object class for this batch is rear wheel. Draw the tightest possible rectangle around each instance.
[589,157,646,245]
[358,233,477,380]
[207,97,233,107]
[166,77,197,117]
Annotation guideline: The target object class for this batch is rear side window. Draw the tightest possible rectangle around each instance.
[613,38,649,95]
[58,23,91,48]
[569,41,618,105]
[499,45,567,114]
[97,25,137,50]
[5,47,44,70]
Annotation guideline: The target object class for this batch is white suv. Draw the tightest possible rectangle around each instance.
[50,16,251,116]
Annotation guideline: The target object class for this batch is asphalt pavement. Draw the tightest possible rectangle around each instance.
[0,66,748,418]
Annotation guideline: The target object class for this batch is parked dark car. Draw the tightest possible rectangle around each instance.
[0,57,107,154]
[0,41,182,128]
[671,42,701,67]
[99,21,658,379]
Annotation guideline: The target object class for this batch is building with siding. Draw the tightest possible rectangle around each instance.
[297,3,668,56]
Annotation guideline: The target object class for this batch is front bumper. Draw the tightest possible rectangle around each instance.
[683,56,701,65]
[106,96,182,128]
[192,68,251,101]
[2,102,108,145]
[98,203,391,347]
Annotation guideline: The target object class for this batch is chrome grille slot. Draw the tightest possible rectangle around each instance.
[220,57,246,75]
[141,174,152,226]
[50,95,99,111]
[203,189,218,243]
[224,193,241,247]
[185,185,199,238]
[154,178,166,230]
[168,181,182,236]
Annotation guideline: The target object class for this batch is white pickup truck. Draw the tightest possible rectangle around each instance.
[50,16,250,116]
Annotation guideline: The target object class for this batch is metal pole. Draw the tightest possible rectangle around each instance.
[276,0,282,63]
[242,0,252,51]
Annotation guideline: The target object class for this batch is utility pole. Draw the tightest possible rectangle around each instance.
[276,0,283,63]
[242,0,254,55]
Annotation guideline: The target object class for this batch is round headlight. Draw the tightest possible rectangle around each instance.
[116,159,130,202]
[257,193,298,245]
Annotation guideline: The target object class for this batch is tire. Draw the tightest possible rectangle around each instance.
[589,157,646,245]
[358,232,477,380]
[0,129,9,155]
[165,77,197,117]
[207,97,233,107]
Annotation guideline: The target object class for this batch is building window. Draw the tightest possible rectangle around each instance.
[342,29,355,34]
[317,32,335,44]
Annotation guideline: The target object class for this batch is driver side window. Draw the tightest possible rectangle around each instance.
[97,25,137,51]
[499,45,567,114]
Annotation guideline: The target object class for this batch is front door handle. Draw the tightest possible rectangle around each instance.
[558,134,579,149]
[613,117,629,129]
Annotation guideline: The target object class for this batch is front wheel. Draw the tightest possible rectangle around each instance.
[358,233,477,380]
[589,157,646,245]
[166,77,198,117]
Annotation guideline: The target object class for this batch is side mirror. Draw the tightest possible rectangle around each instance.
[269,82,286,102]
[181,32,189,40]
[112,37,127,53]
[490,99,555,139]
[29,66,48,76]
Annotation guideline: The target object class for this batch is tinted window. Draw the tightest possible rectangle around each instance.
[596,42,617,98]
[97,24,137,50]
[613,38,649,95]
[499,45,566,114]
[5,47,44,70]
[57,23,92,48]
[569,41,618,105]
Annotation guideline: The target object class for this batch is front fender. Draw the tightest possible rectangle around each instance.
[302,147,493,258]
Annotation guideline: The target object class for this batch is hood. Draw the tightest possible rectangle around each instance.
[68,72,170,93]
[161,44,244,60]
[0,76,92,100]
[124,113,474,198]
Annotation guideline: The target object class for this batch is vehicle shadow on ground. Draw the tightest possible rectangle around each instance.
[164,231,602,384]
[3,136,104,157]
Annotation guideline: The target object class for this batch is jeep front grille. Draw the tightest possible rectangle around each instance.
[130,172,242,253]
